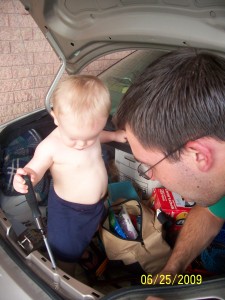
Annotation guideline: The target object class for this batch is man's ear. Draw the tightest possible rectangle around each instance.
[50,110,59,126]
[184,140,213,172]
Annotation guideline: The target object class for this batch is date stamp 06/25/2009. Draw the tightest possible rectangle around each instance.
[141,274,203,286]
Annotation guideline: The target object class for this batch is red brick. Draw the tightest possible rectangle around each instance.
[53,63,62,74]
[82,70,98,76]
[0,53,33,67]
[13,0,27,14]
[0,14,9,26]
[0,105,14,116]
[0,102,35,117]
[1,78,23,92]
[0,41,10,53]
[0,0,15,14]
[35,75,55,88]
[33,52,59,64]
[33,87,49,101]
[18,101,36,113]
[12,66,30,78]
[3,103,16,116]
[0,67,12,79]
[14,89,36,102]
[0,92,14,105]
[0,27,21,41]
[24,40,52,52]
[0,115,14,124]
[35,98,46,108]
[29,64,54,76]
[8,13,37,28]
[0,77,34,92]
[85,60,102,72]
[10,41,26,53]
[21,77,34,90]
[8,14,19,27]
[20,28,33,40]
[12,53,33,66]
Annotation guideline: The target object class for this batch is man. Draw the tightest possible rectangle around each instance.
[115,48,225,276]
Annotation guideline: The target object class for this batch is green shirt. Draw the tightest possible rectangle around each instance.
[208,196,225,219]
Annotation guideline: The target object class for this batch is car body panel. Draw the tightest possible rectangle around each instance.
[0,244,52,300]
[20,0,225,74]
[19,0,225,114]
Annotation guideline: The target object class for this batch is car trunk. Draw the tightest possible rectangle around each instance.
[0,109,225,299]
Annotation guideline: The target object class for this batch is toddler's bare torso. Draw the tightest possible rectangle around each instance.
[49,129,108,204]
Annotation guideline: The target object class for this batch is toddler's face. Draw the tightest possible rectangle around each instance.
[57,113,107,150]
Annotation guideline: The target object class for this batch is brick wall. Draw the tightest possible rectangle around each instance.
[0,0,131,125]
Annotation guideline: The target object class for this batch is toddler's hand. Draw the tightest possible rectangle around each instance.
[13,168,36,194]
[114,130,127,143]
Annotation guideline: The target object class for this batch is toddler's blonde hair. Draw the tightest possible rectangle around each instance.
[52,75,111,124]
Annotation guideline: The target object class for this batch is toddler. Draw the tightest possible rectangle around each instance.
[13,75,126,274]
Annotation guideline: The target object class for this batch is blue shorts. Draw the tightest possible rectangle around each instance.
[47,187,106,262]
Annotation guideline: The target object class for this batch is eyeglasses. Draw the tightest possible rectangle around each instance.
[137,145,184,180]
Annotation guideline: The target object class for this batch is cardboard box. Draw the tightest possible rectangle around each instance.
[115,149,162,199]
[151,187,195,230]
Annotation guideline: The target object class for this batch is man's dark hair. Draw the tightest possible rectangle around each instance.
[115,48,225,159]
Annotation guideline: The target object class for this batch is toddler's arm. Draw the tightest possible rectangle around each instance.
[100,130,127,143]
[13,139,53,194]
